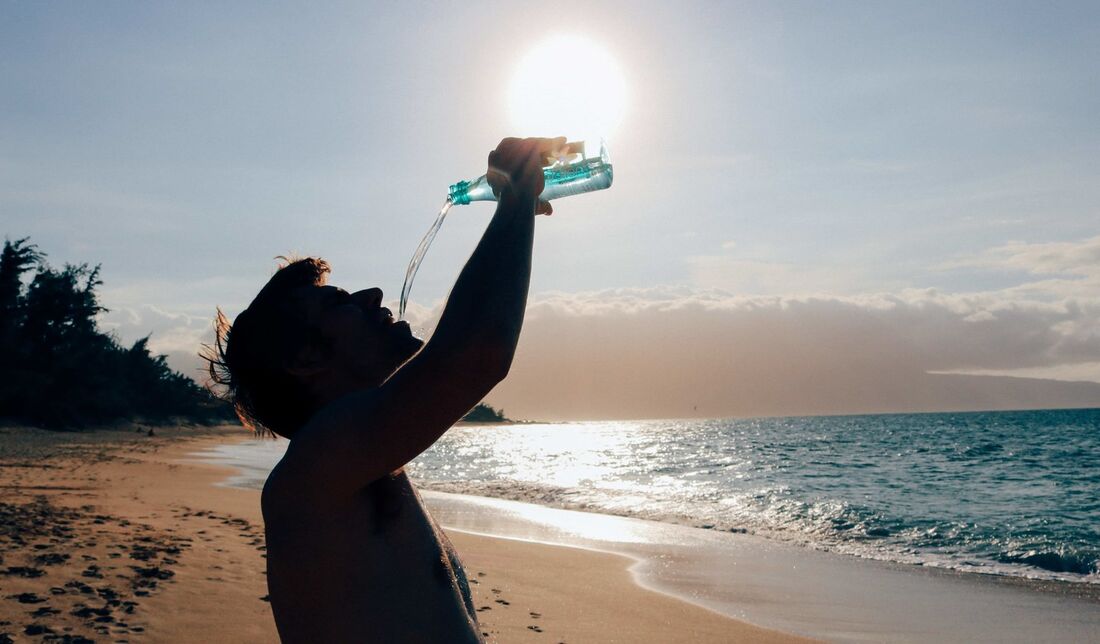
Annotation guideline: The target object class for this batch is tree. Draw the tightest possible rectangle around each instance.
[20,263,104,358]
[0,238,42,347]
[461,403,508,423]
[0,236,234,428]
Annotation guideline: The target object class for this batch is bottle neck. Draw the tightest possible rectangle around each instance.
[448,180,473,205]
[448,175,495,205]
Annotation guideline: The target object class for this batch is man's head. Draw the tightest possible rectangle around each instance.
[204,257,423,438]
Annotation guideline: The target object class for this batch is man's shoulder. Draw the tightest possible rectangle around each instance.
[260,455,291,519]
[260,427,363,519]
[260,444,316,521]
[263,387,415,508]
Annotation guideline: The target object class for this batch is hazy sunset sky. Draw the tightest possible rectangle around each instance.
[3,2,1098,418]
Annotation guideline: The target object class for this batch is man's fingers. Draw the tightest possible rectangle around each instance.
[521,146,546,177]
[536,201,553,216]
[488,136,568,200]
[538,137,568,163]
[492,136,567,167]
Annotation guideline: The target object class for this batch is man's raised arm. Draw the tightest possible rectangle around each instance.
[415,136,562,386]
[293,137,564,491]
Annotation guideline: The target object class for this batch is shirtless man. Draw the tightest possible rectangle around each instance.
[205,137,563,642]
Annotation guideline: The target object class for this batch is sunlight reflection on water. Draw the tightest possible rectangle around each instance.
[422,422,645,488]
[192,411,1100,584]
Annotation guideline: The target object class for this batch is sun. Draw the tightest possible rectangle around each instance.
[507,34,628,144]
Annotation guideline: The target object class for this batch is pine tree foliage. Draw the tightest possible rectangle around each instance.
[0,237,233,429]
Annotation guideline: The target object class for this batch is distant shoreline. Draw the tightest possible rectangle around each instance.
[456,418,539,426]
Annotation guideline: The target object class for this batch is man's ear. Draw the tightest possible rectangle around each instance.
[284,343,329,379]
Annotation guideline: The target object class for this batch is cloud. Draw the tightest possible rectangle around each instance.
[98,304,215,381]
[528,286,1100,370]
[101,236,1100,420]
[941,235,1100,299]
[961,235,1100,276]
[483,285,1100,420]
[931,362,1100,383]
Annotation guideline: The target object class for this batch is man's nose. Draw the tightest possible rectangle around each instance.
[352,288,384,309]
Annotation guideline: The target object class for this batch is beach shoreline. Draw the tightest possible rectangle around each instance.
[194,430,1100,643]
[6,423,1099,642]
[0,424,807,643]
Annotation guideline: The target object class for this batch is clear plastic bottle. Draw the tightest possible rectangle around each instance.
[448,140,613,205]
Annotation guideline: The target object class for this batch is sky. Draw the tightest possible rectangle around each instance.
[2,1,1099,419]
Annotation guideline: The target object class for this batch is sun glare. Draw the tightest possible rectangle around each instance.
[507,34,627,144]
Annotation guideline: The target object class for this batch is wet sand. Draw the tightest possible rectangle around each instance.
[0,425,807,643]
[427,493,1100,643]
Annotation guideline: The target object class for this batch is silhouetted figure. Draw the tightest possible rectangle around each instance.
[205,138,563,643]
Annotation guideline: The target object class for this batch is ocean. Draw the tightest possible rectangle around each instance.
[198,408,1100,585]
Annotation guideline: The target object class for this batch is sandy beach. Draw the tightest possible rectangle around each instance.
[0,425,807,643]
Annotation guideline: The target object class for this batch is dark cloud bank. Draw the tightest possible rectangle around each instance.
[486,288,1100,420]
[112,284,1100,421]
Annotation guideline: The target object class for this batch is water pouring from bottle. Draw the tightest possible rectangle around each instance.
[398,140,614,320]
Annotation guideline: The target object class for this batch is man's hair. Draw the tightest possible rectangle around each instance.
[203,257,331,438]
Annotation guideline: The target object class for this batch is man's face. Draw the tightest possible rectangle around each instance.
[295,284,424,386]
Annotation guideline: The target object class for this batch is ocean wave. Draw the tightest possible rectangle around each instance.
[999,548,1099,576]
[413,477,1100,585]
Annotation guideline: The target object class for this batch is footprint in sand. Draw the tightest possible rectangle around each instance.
[30,607,60,617]
[80,564,103,579]
[34,552,69,566]
[2,566,45,578]
[527,624,544,633]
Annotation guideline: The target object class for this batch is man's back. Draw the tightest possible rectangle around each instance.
[262,460,481,643]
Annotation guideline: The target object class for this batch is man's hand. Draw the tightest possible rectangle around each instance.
[487,136,567,216]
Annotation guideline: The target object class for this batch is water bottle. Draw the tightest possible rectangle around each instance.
[400,140,614,319]
[448,140,613,205]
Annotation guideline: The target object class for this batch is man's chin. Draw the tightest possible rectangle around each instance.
[398,325,425,353]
